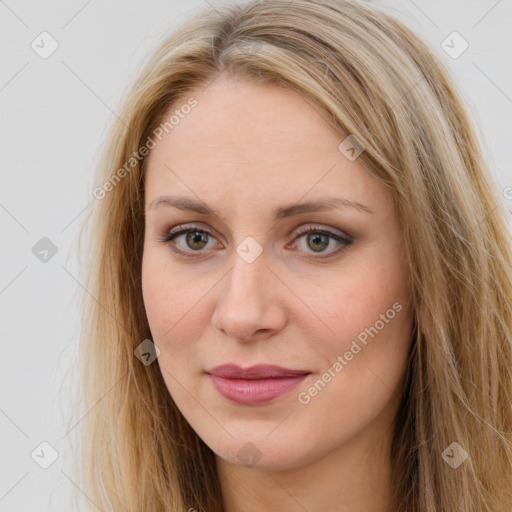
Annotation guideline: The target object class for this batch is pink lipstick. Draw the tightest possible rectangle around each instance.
[206,364,310,405]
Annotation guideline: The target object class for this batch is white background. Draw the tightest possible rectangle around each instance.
[1,0,511,510]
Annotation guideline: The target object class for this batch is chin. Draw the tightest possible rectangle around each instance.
[207,433,314,471]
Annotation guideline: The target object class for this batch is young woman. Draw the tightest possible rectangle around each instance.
[73,0,512,510]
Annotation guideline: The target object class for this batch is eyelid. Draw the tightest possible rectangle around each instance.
[292,224,353,243]
[164,222,352,242]
[167,222,218,238]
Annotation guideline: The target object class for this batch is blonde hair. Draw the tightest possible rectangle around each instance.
[69,0,512,510]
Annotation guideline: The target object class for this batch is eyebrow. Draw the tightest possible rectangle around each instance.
[148,195,374,218]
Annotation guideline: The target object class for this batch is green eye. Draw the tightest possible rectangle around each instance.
[292,227,353,258]
[183,230,210,251]
[305,232,330,252]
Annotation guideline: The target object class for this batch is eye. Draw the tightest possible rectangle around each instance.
[156,223,353,260]
[289,225,353,259]
[157,224,222,258]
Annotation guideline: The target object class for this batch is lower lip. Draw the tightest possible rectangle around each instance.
[208,374,309,405]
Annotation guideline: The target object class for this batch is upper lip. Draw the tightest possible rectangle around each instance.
[206,364,311,379]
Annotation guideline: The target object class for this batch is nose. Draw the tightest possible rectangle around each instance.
[211,251,287,342]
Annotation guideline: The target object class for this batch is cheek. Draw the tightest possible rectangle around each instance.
[141,251,207,404]
[290,245,412,402]
[294,294,411,441]
[141,249,207,349]
[293,259,409,344]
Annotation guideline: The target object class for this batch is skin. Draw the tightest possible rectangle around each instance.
[142,73,414,512]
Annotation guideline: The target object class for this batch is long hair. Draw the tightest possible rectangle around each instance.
[69,0,512,510]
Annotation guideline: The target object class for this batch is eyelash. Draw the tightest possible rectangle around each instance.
[156,223,353,260]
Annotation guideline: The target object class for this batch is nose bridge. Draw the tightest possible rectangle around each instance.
[224,249,268,308]
[212,247,284,340]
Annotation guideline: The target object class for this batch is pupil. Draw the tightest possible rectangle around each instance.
[308,233,329,252]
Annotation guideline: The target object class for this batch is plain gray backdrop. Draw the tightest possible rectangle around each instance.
[1,0,511,510]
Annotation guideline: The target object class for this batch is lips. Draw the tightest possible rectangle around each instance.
[206,364,311,405]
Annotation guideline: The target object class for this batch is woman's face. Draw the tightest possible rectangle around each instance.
[142,74,413,470]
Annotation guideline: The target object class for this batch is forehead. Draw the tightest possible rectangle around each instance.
[148,75,340,163]
[144,75,385,213]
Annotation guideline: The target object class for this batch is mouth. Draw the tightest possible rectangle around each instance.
[205,364,311,405]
